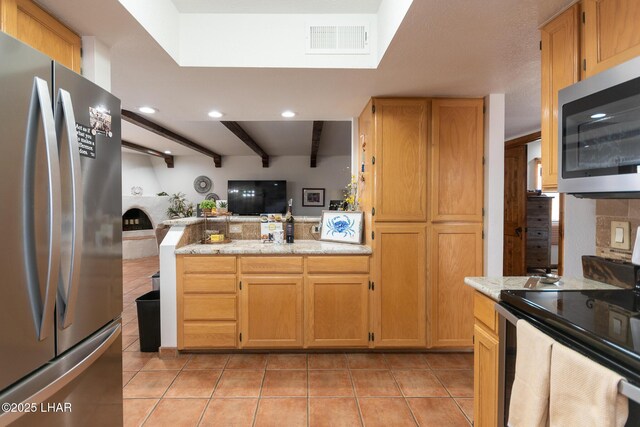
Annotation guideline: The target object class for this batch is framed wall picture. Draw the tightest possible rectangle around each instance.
[320,211,364,244]
[302,188,325,207]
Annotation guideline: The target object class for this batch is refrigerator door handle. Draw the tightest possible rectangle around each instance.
[23,77,61,341]
[55,89,83,329]
[0,323,121,425]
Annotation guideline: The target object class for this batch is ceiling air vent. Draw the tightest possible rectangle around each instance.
[306,24,370,55]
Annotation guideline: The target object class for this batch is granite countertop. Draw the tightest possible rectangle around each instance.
[464,276,622,301]
[163,216,321,226]
[175,240,372,255]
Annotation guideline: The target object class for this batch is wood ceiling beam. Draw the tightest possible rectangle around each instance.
[122,140,174,168]
[121,109,222,167]
[220,121,269,167]
[505,131,541,149]
[310,121,324,168]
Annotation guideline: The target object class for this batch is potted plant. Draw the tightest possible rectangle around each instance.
[199,199,216,215]
[167,192,194,218]
[217,200,228,214]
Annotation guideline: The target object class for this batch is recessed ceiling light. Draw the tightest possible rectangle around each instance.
[590,113,606,119]
[138,106,156,114]
[281,110,296,118]
[164,150,172,154]
[208,110,224,118]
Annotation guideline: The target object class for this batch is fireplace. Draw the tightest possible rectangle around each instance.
[121,196,170,260]
[123,208,153,231]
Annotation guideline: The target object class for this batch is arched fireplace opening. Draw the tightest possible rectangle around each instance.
[122,208,153,231]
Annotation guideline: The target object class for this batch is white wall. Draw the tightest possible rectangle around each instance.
[148,155,351,216]
[122,152,163,196]
[81,36,111,91]
[483,94,505,276]
[527,139,541,191]
[563,195,596,276]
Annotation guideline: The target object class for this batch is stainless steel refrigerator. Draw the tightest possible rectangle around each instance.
[0,32,123,426]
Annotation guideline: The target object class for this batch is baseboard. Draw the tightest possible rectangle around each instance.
[158,347,178,359]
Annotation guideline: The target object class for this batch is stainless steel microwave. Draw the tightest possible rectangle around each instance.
[558,55,640,197]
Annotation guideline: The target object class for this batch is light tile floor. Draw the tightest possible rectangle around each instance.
[122,256,474,426]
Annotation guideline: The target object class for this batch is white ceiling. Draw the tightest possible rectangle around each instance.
[121,119,352,157]
[171,0,383,14]
[36,0,574,160]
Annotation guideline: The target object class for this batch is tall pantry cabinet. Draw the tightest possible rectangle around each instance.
[358,97,484,349]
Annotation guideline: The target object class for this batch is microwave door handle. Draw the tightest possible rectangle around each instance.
[55,89,83,329]
[23,77,61,341]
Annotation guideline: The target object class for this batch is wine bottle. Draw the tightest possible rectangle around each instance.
[285,199,294,243]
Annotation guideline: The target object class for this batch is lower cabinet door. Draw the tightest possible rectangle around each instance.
[373,224,427,347]
[429,223,483,348]
[240,276,303,348]
[305,275,369,347]
[474,323,499,427]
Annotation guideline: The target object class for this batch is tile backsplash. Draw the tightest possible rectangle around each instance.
[595,199,640,261]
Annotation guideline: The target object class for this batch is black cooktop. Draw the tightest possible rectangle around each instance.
[501,289,640,384]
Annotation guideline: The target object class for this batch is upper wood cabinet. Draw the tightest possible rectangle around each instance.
[0,0,81,73]
[428,223,482,348]
[239,276,303,348]
[304,275,369,347]
[430,99,484,222]
[540,5,580,191]
[583,0,640,77]
[372,99,429,222]
[373,223,427,347]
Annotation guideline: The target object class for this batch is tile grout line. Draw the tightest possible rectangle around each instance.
[385,356,419,427]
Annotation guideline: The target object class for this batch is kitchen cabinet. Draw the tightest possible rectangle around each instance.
[177,256,238,349]
[473,291,500,427]
[239,276,303,348]
[371,98,429,222]
[428,224,483,348]
[583,0,640,77]
[540,4,580,191]
[373,223,427,347]
[430,99,484,222]
[304,275,369,347]
[0,0,81,73]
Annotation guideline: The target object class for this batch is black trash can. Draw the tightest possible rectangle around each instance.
[135,290,160,352]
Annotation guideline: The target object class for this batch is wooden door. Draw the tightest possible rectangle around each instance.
[473,323,499,427]
[540,5,580,191]
[0,0,81,73]
[503,145,527,276]
[429,224,483,348]
[431,99,484,222]
[240,276,303,348]
[583,0,640,77]
[373,99,429,222]
[373,224,427,347]
[305,276,369,347]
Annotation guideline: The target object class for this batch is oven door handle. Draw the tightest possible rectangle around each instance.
[495,303,519,325]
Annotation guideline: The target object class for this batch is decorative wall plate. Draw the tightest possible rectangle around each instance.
[205,192,220,201]
[194,176,212,193]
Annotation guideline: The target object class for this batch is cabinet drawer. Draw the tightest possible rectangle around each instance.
[526,216,550,227]
[182,256,236,274]
[183,321,236,348]
[527,202,550,213]
[240,257,303,274]
[184,295,236,320]
[527,240,549,251]
[183,275,236,293]
[474,291,498,334]
[307,256,370,274]
[527,229,549,240]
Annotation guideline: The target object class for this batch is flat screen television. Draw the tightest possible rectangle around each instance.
[227,180,287,215]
